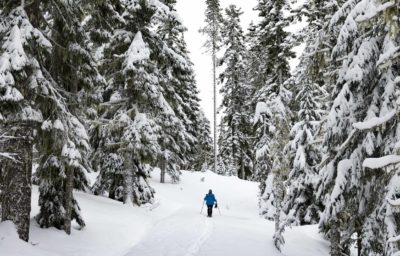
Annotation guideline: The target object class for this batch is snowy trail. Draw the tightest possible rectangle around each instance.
[123,170,329,256]
[0,170,329,256]
[197,216,279,256]
[124,210,213,256]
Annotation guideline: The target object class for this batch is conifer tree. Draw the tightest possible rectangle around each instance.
[32,0,103,234]
[0,6,39,241]
[91,0,159,204]
[282,0,330,227]
[191,110,213,172]
[154,0,209,175]
[0,0,95,239]
[315,0,399,254]
[251,0,295,251]
[284,80,326,225]
[218,5,253,179]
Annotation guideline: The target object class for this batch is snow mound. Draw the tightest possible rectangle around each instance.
[0,221,53,256]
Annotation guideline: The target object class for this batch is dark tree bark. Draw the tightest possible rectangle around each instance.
[64,166,74,235]
[160,156,166,184]
[0,125,33,242]
[330,217,341,256]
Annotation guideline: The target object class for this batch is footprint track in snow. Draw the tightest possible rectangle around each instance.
[184,218,213,256]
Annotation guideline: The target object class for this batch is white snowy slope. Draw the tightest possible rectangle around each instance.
[0,170,329,256]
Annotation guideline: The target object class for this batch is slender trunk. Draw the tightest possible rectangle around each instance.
[273,172,285,250]
[160,155,165,183]
[213,44,217,174]
[64,62,79,234]
[0,125,33,241]
[274,202,280,233]
[357,230,362,256]
[231,124,235,176]
[123,154,133,205]
[64,166,73,234]
[241,156,245,180]
[273,174,283,233]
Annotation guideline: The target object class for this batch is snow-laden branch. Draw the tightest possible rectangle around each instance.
[253,102,269,124]
[355,1,395,22]
[0,152,19,163]
[353,110,396,130]
[363,155,400,169]
[388,198,400,207]
[388,234,400,243]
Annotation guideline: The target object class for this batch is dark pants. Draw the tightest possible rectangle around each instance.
[207,204,213,217]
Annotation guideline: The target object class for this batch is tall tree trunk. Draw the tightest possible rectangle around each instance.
[123,154,133,205]
[63,63,79,234]
[0,125,33,241]
[213,43,217,174]
[240,156,245,180]
[273,171,285,251]
[330,217,341,256]
[64,166,73,234]
[160,155,165,183]
[357,226,362,256]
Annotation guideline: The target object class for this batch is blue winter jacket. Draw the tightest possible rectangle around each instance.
[204,193,217,206]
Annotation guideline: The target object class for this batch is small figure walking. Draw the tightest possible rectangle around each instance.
[204,189,217,217]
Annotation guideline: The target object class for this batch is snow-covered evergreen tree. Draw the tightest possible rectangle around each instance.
[92,0,196,204]
[250,0,295,251]
[153,0,210,175]
[316,0,400,254]
[0,0,96,239]
[218,5,253,179]
[284,80,326,225]
[33,0,103,234]
[282,0,331,227]
[91,0,159,203]
[191,110,213,172]
[0,5,41,241]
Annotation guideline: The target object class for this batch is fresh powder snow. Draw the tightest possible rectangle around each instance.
[0,170,329,256]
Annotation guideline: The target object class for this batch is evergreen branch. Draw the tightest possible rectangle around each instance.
[319,129,359,168]
[99,98,129,106]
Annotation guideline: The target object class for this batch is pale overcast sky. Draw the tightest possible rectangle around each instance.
[176,0,259,133]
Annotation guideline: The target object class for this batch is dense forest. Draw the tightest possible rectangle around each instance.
[0,0,399,255]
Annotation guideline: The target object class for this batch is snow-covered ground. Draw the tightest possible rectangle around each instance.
[0,170,329,256]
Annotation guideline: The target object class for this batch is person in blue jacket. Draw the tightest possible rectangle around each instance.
[204,189,217,217]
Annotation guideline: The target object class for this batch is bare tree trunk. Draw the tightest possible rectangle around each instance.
[213,44,217,174]
[0,125,33,241]
[160,155,165,183]
[330,217,341,256]
[63,63,79,234]
[64,166,73,234]
[240,156,245,180]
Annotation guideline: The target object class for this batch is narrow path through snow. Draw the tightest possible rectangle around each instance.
[185,217,213,256]
[123,170,329,256]
[124,210,213,256]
